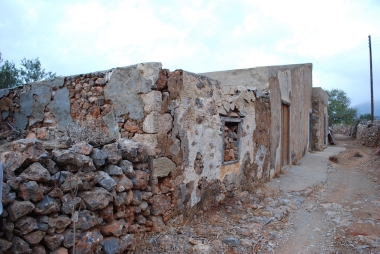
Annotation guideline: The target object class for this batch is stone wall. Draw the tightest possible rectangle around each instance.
[357,122,380,147]
[331,124,354,136]
[0,61,315,252]
[0,138,163,253]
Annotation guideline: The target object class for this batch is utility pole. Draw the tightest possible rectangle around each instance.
[369,35,374,122]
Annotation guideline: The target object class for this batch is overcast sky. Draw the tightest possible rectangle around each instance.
[0,0,379,106]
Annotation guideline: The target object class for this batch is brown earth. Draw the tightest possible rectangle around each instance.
[135,134,380,253]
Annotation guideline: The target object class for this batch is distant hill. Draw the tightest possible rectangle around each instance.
[353,100,380,116]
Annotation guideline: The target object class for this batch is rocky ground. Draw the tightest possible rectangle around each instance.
[135,134,380,253]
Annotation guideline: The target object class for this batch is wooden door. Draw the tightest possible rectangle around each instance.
[281,104,290,167]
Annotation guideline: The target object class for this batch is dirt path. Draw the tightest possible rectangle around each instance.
[278,134,380,254]
[136,135,380,253]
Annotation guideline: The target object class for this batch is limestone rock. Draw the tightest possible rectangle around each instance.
[20,163,51,182]
[143,111,159,134]
[15,216,38,234]
[62,228,80,248]
[24,230,46,246]
[43,234,64,251]
[31,245,46,254]
[74,210,102,231]
[102,143,122,164]
[114,190,133,207]
[118,139,147,163]
[52,149,94,169]
[75,229,103,254]
[158,113,172,134]
[60,193,82,215]
[151,194,171,216]
[69,141,93,155]
[43,159,59,175]
[193,244,212,254]
[222,237,241,247]
[18,181,44,202]
[11,138,47,165]
[95,171,116,191]
[90,148,107,168]
[10,236,31,254]
[0,238,12,253]
[7,200,35,221]
[150,157,176,179]
[100,219,127,237]
[79,187,113,211]
[133,170,149,190]
[114,174,133,193]
[60,173,84,193]
[34,196,61,215]
[131,190,142,205]
[142,90,162,113]
[102,237,120,254]
[118,160,135,178]
[48,216,71,231]
[2,183,16,205]
[132,134,158,156]
[123,120,139,133]
[119,234,136,252]
[104,164,123,176]
[159,235,173,250]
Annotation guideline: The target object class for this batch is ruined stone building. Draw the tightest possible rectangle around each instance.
[0,62,328,252]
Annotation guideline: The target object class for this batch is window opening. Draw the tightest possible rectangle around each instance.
[221,117,242,164]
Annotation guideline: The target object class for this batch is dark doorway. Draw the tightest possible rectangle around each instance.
[281,104,290,167]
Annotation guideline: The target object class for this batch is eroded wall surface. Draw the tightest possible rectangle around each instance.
[167,71,270,220]
[311,87,328,150]
[0,62,314,248]
[269,64,312,174]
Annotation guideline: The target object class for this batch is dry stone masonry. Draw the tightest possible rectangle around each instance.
[357,122,380,147]
[0,62,317,252]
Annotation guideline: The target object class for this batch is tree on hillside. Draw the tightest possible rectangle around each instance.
[0,52,57,89]
[359,113,372,121]
[326,88,357,125]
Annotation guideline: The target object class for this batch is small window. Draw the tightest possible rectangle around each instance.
[221,116,242,164]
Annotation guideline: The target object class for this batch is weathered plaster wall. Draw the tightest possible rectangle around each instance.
[267,64,313,175]
[0,61,313,231]
[167,71,269,220]
[311,87,328,150]
[204,64,313,178]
